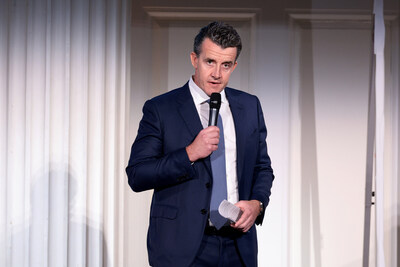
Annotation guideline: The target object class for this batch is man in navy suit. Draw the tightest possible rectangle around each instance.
[126,21,274,267]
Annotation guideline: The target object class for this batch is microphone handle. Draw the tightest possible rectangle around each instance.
[209,108,219,126]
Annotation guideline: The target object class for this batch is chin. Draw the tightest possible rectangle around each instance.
[208,87,224,94]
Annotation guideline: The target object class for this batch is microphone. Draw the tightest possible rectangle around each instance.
[208,93,221,126]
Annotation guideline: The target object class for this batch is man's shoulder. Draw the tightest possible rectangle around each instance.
[225,87,260,103]
[149,83,190,104]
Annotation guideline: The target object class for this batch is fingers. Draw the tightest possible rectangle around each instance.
[186,126,220,162]
[200,126,220,147]
[232,219,251,232]
[230,200,260,233]
[231,212,254,232]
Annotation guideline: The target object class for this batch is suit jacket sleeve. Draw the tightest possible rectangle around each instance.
[126,99,196,192]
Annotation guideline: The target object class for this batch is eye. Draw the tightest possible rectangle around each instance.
[223,63,232,69]
[206,60,213,65]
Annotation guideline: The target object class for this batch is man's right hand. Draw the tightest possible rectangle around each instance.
[186,126,220,162]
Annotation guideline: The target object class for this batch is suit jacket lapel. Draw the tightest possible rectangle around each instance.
[176,84,212,178]
[176,84,203,138]
[225,88,246,183]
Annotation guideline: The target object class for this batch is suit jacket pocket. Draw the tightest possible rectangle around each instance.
[150,204,178,220]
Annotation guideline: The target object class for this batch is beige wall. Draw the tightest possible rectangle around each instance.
[125,1,400,266]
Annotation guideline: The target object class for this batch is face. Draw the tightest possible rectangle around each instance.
[190,38,238,96]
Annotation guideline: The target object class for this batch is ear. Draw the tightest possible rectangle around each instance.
[190,52,198,68]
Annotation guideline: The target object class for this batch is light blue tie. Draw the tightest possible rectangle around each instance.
[209,114,228,229]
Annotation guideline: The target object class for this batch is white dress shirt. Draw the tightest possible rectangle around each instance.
[188,77,239,204]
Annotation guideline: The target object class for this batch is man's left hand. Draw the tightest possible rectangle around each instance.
[230,200,261,232]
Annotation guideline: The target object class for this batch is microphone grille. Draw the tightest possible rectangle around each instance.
[209,93,221,109]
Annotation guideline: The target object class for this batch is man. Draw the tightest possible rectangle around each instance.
[126,21,274,267]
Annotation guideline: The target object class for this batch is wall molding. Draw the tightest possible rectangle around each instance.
[286,9,398,29]
[143,7,259,21]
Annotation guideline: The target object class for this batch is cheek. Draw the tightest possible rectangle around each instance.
[223,72,232,81]
[201,70,211,80]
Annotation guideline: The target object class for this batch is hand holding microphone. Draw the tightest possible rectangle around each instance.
[186,93,222,162]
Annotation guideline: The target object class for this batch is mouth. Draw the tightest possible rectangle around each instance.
[208,81,221,86]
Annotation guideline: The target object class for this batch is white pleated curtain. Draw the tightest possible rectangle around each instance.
[0,0,130,266]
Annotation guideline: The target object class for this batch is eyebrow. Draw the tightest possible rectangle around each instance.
[204,57,215,62]
[204,57,234,65]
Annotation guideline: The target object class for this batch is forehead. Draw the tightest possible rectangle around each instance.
[199,38,237,62]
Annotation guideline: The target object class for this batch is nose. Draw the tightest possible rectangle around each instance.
[211,66,221,79]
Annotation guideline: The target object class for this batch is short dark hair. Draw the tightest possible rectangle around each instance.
[193,21,242,61]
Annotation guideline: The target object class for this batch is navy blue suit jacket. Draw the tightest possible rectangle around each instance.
[126,83,274,267]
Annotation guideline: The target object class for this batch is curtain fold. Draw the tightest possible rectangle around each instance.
[0,0,130,266]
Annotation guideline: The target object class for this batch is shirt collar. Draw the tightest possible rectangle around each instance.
[189,76,227,105]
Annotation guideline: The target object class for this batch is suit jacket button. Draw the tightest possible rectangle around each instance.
[201,209,207,215]
[205,182,211,189]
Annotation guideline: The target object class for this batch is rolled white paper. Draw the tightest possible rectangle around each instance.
[218,199,243,222]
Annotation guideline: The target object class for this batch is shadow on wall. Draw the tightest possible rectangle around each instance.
[10,164,108,265]
[398,220,400,267]
[397,13,400,265]
[299,22,322,267]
